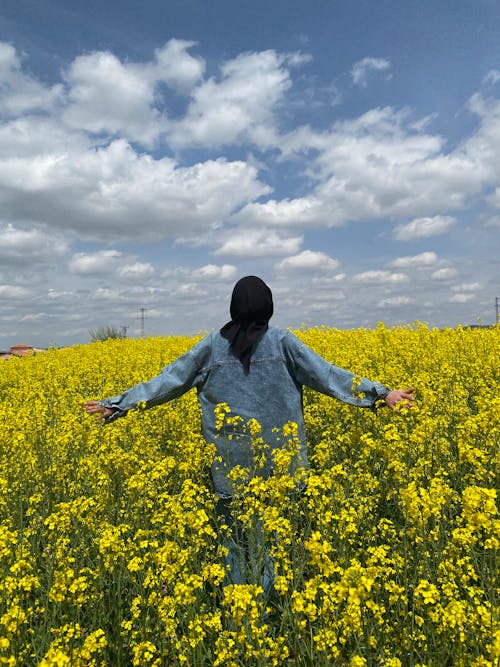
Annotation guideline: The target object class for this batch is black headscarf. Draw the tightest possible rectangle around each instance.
[220,276,274,372]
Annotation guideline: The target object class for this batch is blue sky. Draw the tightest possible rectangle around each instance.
[0,0,499,348]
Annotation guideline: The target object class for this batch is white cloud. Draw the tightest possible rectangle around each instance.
[62,51,163,146]
[0,140,270,241]
[273,107,482,228]
[351,57,391,87]
[311,273,346,285]
[0,223,68,263]
[487,187,500,208]
[393,216,456,241]
[69,250,122,274]
[483,69,500,86]
[450,293,475,303]
[215,228,303,257]
[463,95,500,182]
[1,39,499,346]
[234,197,324,227]
[93,287,122,300]
[117,262,155,280]
[0,116,90,159]
[450,282,482,292]
[378,296,413,307]
[174,283,207,297]
[389,252,439,268]
[168,50,295,148]
[483,213,500,228]
[2,42,499,248]
[0,284,31,298]
[0,42,63,115]
[47,289,75,300]
[276,250,340,273]
[431,267,458,280]
[190,264,237,280]
[285,51,313,68]
[309,296,346,311]
[353,270,409,284]
[19,312,48,322]
[152,39,205,92]
[60,40,205,147]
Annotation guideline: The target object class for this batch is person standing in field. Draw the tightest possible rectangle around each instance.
[84,275,415,587]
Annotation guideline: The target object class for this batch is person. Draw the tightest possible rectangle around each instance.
[84,275,415,588]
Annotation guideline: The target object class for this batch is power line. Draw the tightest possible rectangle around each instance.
[140,308,146,337]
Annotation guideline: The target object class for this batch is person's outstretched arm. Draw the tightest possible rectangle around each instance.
[84,335,212,422]
[284,331,415,411]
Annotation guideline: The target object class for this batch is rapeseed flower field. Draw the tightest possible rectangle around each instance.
[0,324,498,666]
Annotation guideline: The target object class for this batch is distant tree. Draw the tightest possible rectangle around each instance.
[89,325,124,342]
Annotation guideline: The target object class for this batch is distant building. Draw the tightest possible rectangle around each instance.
[0,344,48,360]
[10,344,34,357]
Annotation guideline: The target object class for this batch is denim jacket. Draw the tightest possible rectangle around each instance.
[99,327,390,496]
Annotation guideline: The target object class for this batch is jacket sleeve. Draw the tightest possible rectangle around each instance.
[283,331,390,409]
[98,334,212,422]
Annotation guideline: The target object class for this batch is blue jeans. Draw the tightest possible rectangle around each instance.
[216,497,275,594]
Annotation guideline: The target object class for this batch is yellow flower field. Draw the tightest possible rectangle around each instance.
[0,324,498,666]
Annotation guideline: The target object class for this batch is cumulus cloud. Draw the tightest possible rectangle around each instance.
[483,69,500,86]
[152,39,205,91]
[450,282,482,292]
[168,50,297,148]
[450,293,475,303]
[215,228,303,257]
[61,40,204,146]
[378,296,413,307]
[68,250,122,274]
[0,284,31,298]
[351,57,391,87]
[47,289,75,301]
[389,252,439,268]
[463,95,500,182]
[190,264,237,280]
[431,267,458,280]
[0,140,270,241]
[174,283,207,298]
[2,40,499,246]
[393,216,456,241]
[62,51,163,146]
[483,213,500,228]
[487,187,500,208]
[0,223,68,264]
[0,42,63,116]
[1,38,499,346]
[93,287,122,300]
[266,106,484,229]
[353,270,409,284]
[275,250,340,273]
[117,262,155,280]
[0,116,90,159]
[234,197,324,227]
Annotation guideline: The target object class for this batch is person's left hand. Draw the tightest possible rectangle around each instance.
[84,400,115,420]
[384,388,415,410]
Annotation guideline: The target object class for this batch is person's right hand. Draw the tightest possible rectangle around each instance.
[84,400,115,421]
[384,388,415,411]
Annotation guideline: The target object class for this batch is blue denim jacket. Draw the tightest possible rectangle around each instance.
[99,327,390,496]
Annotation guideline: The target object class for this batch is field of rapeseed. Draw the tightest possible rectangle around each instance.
[0,324,498,667]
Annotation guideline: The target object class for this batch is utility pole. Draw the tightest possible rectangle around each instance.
[140,308,146,337]
[496,297,499,326]
[121,325,128,339]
